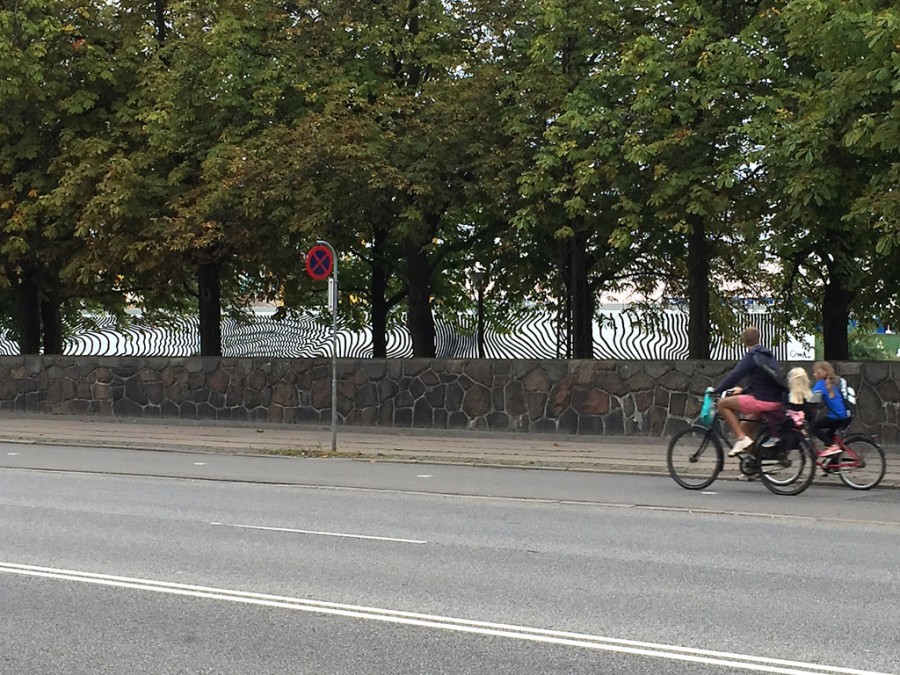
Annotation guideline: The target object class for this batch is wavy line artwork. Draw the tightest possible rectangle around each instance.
[0,311,812,360]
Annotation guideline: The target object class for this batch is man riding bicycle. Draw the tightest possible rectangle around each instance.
[713,326,786,457]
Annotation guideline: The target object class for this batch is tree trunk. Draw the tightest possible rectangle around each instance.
[197,259,222,357]
[40,298,64,355]
[687,214,711,359]
[570,232,594,359]
[822,278,853,360]
[556,244,572,359]
[154,0,167,45]
[405,239,435,358]
[370,224,389,358]
[15,265,42,355]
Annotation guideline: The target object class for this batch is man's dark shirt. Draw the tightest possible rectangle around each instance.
[713,345,783,402]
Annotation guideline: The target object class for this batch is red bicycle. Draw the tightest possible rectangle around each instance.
[817,429,886,490]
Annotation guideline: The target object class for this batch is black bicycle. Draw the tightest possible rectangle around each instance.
[667,399,817,496]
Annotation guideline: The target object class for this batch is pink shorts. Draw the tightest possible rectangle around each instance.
[735,395,782,418]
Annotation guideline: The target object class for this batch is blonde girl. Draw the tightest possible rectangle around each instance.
[787,368,812,406]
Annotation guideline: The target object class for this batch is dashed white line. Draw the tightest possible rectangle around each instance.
[209,522,427,544]
[0,561,891,675]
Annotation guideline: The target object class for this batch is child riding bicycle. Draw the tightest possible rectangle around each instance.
[760,367,816,450]
[811,361,852,459]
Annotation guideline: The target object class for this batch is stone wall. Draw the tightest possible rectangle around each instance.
[1,356,898,442]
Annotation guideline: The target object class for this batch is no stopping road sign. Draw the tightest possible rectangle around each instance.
[305,244,334,280]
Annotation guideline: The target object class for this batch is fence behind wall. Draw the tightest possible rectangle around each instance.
[0,308,813,360]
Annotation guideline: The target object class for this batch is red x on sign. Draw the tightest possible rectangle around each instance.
[305,245,334,281]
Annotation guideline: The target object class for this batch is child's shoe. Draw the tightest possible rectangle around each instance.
[760,436,780,449]
[818,445,841,458]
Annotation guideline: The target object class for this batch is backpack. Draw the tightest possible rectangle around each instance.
[839,378,857,419]
[752,353,789,392]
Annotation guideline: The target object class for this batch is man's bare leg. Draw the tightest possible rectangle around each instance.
[717,396,745,439]
[718,396,754,456]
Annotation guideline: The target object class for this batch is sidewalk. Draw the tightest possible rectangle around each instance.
[0,413,896,487]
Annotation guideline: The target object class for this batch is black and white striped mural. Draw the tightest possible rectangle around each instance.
[0,308,813,360]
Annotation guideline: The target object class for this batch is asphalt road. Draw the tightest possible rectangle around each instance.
[1,444,899,674]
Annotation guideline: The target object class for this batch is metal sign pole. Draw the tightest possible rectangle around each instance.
[317,240,338,453]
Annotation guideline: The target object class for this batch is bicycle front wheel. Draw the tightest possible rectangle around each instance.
[757,434,816,496]
[667,426,723,490]
[839,436,886,490]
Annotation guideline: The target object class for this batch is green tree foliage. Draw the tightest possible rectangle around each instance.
[83,0,324,355]
[507,0,639,358]
[1,0,896,360]
[0,0,135,353]
[611,0,777,358]
[748,0,900,360]
[223,0,514,357]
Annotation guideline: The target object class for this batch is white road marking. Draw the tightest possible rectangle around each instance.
[417,474,433,478]
[209,522,427,544]
[0,561,890,675]
[193,462,208,466]
[6,452,19,456]
[702,491,717,495]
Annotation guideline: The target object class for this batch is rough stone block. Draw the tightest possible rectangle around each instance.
[557,407,578,433]
[273,382,299,407]
[448,411,468,428]
[207,369,229,393]
[357,382,378,408]
[160,400,181,417]
[229,407,250,422]
[413,400,433,427]
[534,418,557,433]
[409,377,426,399]
[547,375,574,416]
[486,411,510,430]
[144,381,165,405]
[424,384,446,409]
[571,386,609,415]
[462,384,492,417]
[504,381,527,416]
[91,382,112,401]
[394,407,413,426]
[604,408,625,434]
[593,371,626,397]
[433,408,448,428]
[446,382,464,410]
[465,361,493,387]
[113,398,144,417]
[578,415,604,435]
[403,360,430,376]
[420,369,439,387]
[377,378,399,401]
[526,392,546,420]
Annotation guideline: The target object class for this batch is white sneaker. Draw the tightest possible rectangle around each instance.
[728,436,754,457]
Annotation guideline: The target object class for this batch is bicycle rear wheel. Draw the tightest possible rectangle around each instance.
[667,426,723,490]
[839,436,886,490]
[757,434,816,496]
